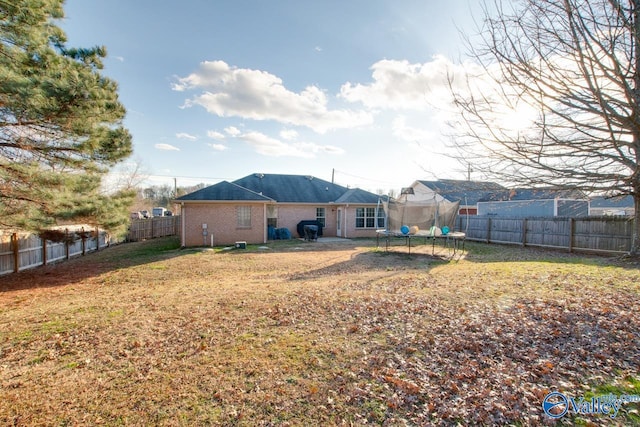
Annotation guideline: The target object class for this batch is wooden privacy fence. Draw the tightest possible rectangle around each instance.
[127,216,180,242]
[0,216,180,276]
[0,228,110,276]
[455,215,634,254]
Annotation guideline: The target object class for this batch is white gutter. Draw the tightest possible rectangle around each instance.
[344,204,348,238]
[263,203,268,243]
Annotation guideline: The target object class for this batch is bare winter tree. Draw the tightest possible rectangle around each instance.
[449,0,640,254]
[109,157,149,192]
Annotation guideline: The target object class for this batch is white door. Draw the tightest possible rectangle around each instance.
[336,208,342,237]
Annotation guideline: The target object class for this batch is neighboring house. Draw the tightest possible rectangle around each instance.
[477,188,589,217]
[589,195,635,216]
[400,179,505,215]
[175,173,385,246]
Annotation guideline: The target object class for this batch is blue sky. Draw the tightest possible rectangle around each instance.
[61,0,482,193]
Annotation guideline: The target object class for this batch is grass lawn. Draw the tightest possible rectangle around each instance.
[1,237,639,425]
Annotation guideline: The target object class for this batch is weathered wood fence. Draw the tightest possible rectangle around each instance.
[0,228,110,276]
[456,216,634,254]
[0,216,181,276]
[127,216,180,242]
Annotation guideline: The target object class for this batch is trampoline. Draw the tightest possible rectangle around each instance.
[376,195,465,255]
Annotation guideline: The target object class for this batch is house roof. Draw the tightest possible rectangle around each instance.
[417,179,505,205]
[232,173,354,203]
[590,195,634,208]
[177,173,381,204]
[335,188,384,204]
[479,187,587,202]
[176,180,273,202]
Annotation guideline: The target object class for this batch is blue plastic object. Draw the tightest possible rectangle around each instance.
[442,226,450,235]
[401,225,410,234]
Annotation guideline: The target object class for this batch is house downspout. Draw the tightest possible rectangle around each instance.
[344,204,348,238]
[181,202,186,247]
[263,203,267,244]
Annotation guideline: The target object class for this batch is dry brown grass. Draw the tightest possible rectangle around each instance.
[1,237,639,425]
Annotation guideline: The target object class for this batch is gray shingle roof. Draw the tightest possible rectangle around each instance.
[232,173,350,203]
[177,173,381,204]
[176,181,273,202]
[335,188,384,204]
[479,188,587,202]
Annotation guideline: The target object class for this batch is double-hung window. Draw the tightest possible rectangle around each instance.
[356,207,375,228]
[316,207,326,227]
[236,206,251,228]
[356,207,386,229]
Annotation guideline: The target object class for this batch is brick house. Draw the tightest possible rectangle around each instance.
[175,173,385,246]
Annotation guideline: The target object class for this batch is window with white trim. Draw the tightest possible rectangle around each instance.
[355,207,386,229]
[236,206,251,228]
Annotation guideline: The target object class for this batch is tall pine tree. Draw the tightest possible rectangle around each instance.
[0,0,133,235]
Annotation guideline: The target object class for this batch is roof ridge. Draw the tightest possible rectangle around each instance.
[227,180,275,200]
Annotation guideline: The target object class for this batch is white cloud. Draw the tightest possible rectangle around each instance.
[176,132,197,140]
[321,145,345,154]
[154,143,180,151]
[340,55,462,110]
[280,129,299,141]
[240,132,310,157]
[207,130,225,140]
[235,130,343,158]
[225,126,241,137]
[392,116,438,143]
[173,60,373,133]
[208,143,228,151]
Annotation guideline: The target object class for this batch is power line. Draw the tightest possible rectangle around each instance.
[145,174,229,182]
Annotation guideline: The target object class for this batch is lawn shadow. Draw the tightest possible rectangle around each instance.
[284,247,451,282]
[0,237,190,293]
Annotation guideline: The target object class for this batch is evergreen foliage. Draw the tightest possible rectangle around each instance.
[0,0,133,236]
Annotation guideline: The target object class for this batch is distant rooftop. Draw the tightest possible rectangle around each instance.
[479,188,587,202]
[418,179,505,205]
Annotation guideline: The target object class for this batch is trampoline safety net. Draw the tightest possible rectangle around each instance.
[383,198,460,233]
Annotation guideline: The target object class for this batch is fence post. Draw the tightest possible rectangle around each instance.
[486,218,492,244]
[569,217,575,253]
[42,237,48,266]
[65,228,70,260]
[81,227,86,256]
[522,218,527,247]
[11,233,19,273]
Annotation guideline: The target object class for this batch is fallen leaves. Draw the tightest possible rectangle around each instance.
[0,239,639,425]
